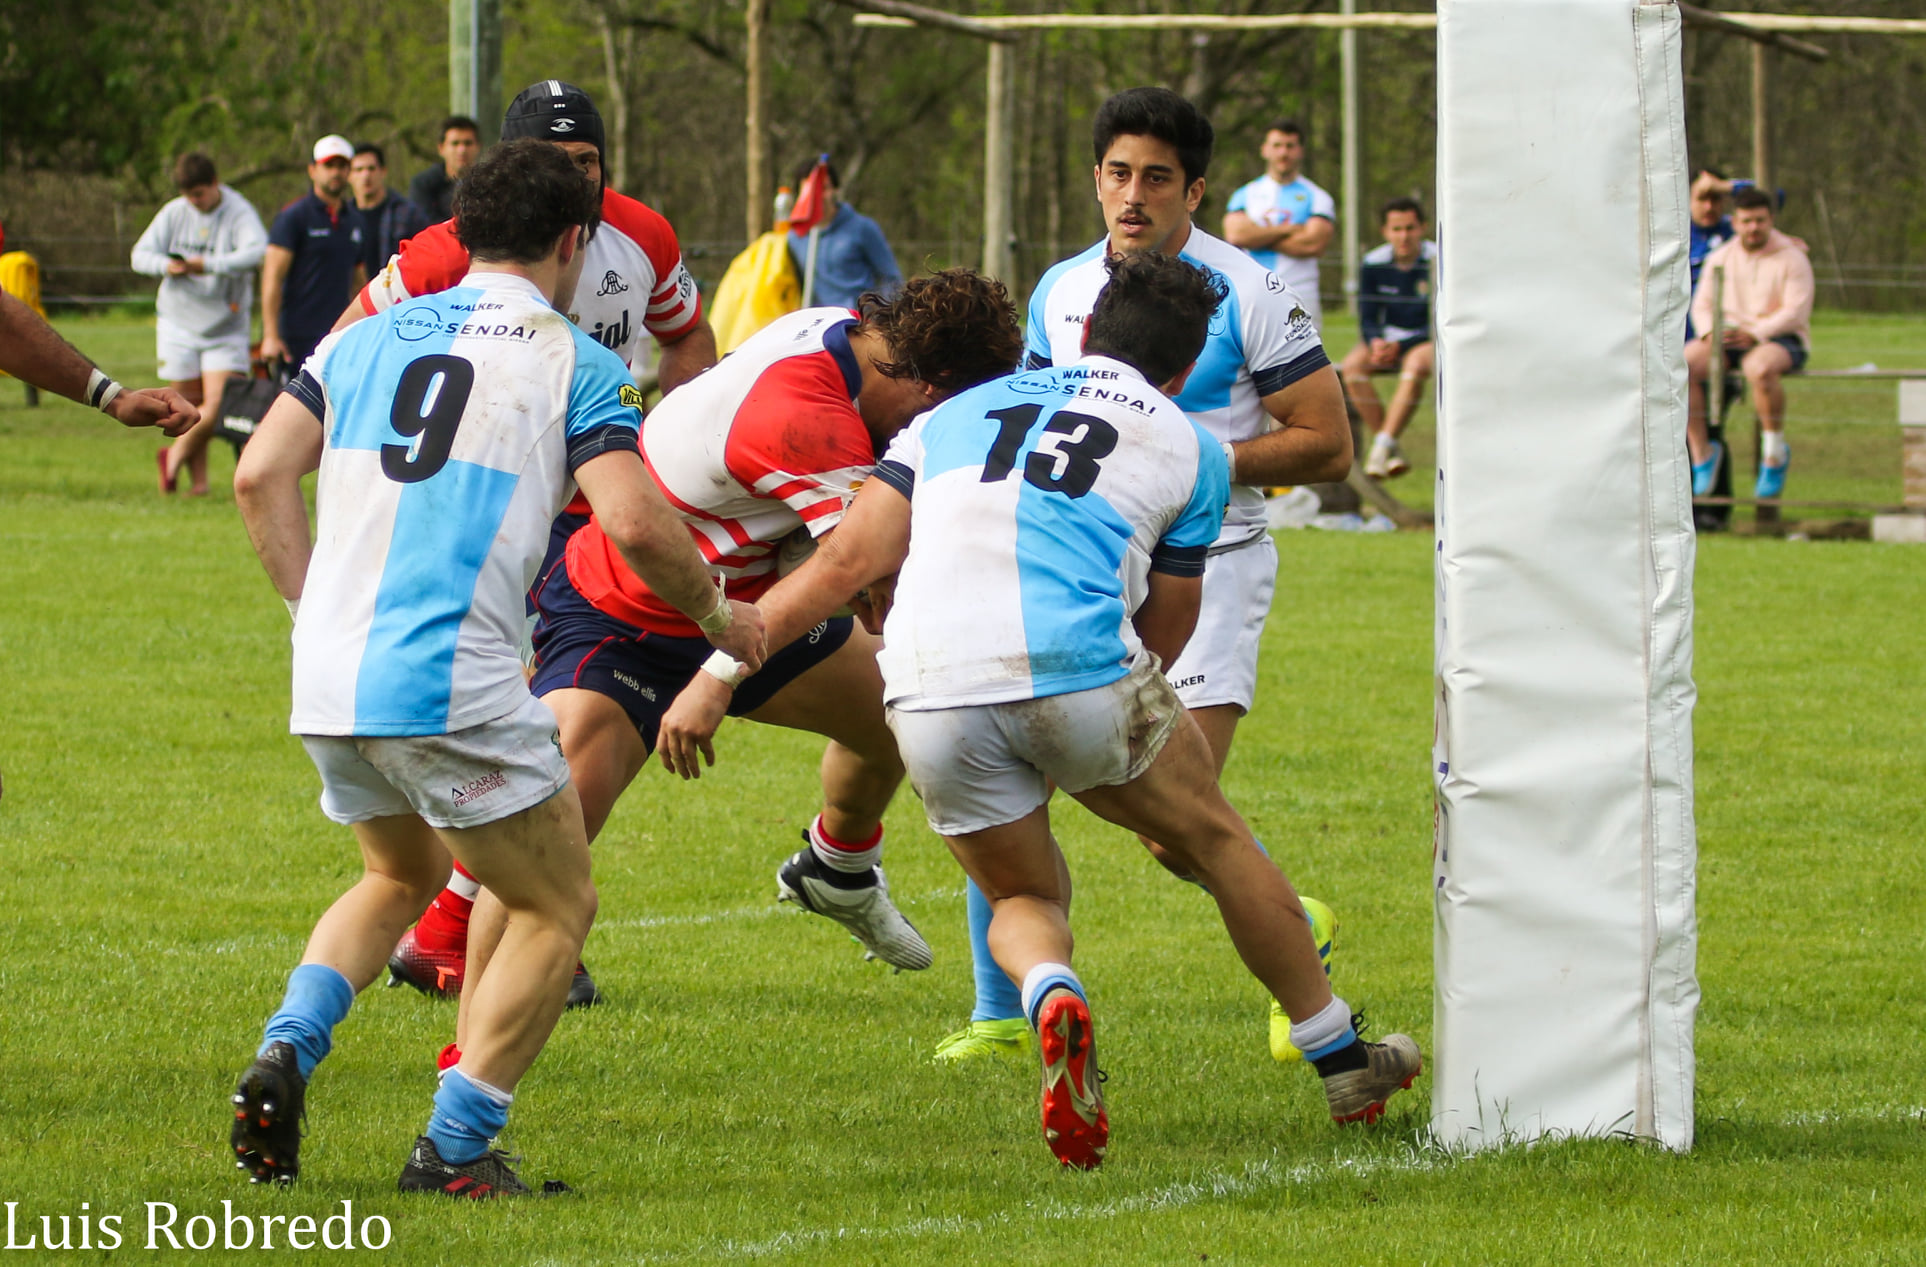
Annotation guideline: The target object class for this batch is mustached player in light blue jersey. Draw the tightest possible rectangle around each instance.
[226,141,765,1198]
[660,253,1421,1167]
[944,87,1364,1067]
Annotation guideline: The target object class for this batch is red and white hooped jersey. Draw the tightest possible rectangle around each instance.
[358,187,702,372]
[564,307,874,637]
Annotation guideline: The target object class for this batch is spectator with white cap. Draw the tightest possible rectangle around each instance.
[260,135,367,373]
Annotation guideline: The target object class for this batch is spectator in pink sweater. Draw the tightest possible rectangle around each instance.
[1686,187,1813,500]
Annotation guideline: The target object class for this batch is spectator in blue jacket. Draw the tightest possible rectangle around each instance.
[786,157,902,309]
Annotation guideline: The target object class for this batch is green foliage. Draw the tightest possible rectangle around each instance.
[0,314,1922,1262]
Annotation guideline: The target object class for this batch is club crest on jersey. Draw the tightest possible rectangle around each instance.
[618,383,647,413]
[597,270,629,297]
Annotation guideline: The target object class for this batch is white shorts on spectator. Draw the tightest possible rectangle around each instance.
[1433,0,1698,1151]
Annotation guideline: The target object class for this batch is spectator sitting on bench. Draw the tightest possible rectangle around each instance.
[1687,186,1813,500]
[1342,197,1437,480]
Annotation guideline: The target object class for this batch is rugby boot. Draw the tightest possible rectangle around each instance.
[1318,1031,1423,1125]
[229,1041,305,1184]
[1036,989,1108,1169]
[776,843,933,971]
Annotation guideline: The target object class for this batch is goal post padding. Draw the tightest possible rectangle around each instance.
[1432,0,1699,1151]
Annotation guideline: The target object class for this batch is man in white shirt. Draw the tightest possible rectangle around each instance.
[129,152,268,494]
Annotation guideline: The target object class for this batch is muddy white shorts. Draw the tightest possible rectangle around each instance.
[886,652,1182,837]
[1163,531,1276,713]
[300,693,570,830]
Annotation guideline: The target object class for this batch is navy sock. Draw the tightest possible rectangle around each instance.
[427,1069,511,1165]
[966,878,1024,1023]
[260,963,354,1080]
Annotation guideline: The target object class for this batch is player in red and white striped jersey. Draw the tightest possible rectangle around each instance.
[534,275,1021,974]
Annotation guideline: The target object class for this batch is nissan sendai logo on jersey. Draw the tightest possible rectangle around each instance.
[393,306,440,342]
[393,311,540,343]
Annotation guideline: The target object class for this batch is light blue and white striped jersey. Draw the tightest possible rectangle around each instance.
[872,355,1229,711]
[1024,228,1327,546]
[1223,172,1336,299]
[288,271,643,736]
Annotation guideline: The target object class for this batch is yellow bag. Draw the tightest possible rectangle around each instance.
[0,251,46,381]
[709,231,799,355]
[0,251,44,316]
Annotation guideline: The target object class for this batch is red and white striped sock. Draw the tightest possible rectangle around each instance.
[809,814,883,875]
[413,862,481,954]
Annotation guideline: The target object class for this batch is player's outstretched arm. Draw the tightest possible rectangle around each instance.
[655,479,910,780]
[233,392,325,612]
[0,293,199,435]
[574,448,766,669]
[1230,366,1353,487]
[1133,572,1203,670]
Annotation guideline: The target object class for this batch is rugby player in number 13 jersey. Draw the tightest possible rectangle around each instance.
[663,252,1421,1168]
[941,87,1360,1067]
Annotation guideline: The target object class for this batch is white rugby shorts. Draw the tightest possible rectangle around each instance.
[301,693,571,830]
[887,652,1182,837]
[156,316,251,382]
[1163,531,1277,713]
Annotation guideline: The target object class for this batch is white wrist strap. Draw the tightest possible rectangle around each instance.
[1220,440,1238,483]
[700,650,749,688]
[694,584,733,638]
[87,367,124,413]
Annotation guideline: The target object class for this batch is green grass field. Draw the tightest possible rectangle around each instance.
[0,315,1921,1263]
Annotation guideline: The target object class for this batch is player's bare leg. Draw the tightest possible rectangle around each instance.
[744,627,904,840]
[1073,712,1422,1123]
[453,687,638,1048]
[1138,701,1238,877]
[298,815,453,989]
[439,784,597,1090]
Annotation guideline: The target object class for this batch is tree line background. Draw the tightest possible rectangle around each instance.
[3,0,1925,311]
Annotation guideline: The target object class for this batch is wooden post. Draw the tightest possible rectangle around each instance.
[983,40,1017,283]
[746,0,770,243]
[1340,0,1362,315]
[1750,42,1771,192]
[449,0,503,146]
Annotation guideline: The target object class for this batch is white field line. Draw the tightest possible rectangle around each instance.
[618,1105,1926,1264]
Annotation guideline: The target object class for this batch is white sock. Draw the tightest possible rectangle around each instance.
[1761,431,1788,467]
[1371,432,1394,451]
[446,868,481,901]
[1286,995,1355,1059]
[1019,962,1082,1028]
[809,815,882,874]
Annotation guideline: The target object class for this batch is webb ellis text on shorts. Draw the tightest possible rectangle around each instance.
[5,1200,391,1250]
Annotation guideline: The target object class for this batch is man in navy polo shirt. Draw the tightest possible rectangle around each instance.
[261,135,367,371]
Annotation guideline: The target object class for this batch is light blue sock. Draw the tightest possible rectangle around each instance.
[260,963,354,1080]
[427,1068,511,1165]
[966,878,1024,1023]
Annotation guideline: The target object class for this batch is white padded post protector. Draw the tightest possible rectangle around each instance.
[1432,0,1699,1150]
